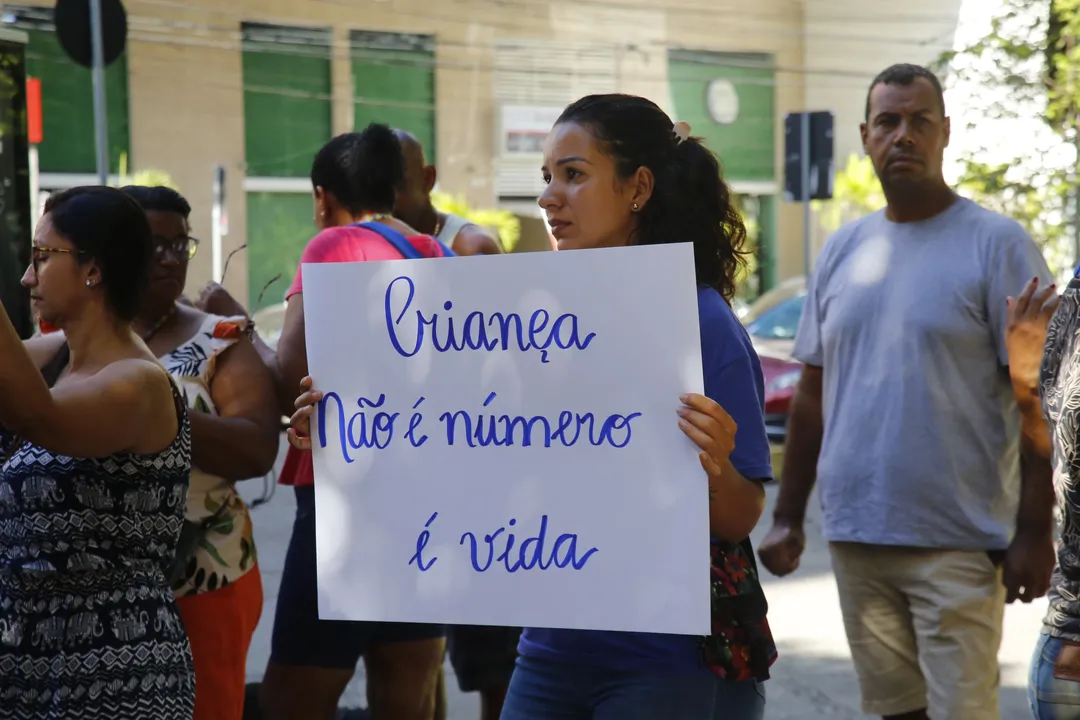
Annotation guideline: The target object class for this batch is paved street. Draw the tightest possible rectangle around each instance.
[238,441,1044,718]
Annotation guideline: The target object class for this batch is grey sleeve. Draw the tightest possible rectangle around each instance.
[792,231,841,367]
[988,223,1054,367]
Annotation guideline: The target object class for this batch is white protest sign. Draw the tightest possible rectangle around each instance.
[303,243,710,635]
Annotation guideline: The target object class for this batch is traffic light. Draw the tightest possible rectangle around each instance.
[783,111,835,202]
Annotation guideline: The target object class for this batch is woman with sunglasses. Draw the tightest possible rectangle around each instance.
[0,186,195,718]
[111,185,280,720]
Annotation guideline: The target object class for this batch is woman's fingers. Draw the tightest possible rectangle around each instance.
[1013,277,1038,317]
[679,393,737,437]
[679,405,734,455]
[679,414,725,463]
[286,427,311,451]
[1043,294,1062,319]
[698,451,724,478]
[290,404,314,437]
[294,389,323,411]
[1032,283,1057,315]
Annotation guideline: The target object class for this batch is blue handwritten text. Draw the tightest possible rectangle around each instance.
[440,392,641,449]
[459,515,598,572]
[384,275,597,364]
[317,392,399,463]
[408,512,439,571]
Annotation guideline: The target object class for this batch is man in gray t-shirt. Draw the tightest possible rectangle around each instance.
[758,63,1056,720]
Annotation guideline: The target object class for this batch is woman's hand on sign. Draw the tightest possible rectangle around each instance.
[287,376,322,451]
[677,392,736,478]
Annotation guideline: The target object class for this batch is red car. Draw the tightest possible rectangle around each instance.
[740,277,807,446]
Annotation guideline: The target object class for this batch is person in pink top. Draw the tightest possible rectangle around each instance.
[258,125,451,720]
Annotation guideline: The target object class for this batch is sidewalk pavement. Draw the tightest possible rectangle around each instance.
[238,442,1044,718]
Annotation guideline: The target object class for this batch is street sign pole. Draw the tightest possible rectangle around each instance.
[89,0,109,185]
[212,166,225,282]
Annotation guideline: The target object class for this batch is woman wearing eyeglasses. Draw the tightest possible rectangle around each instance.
[117,186,279,720]
[0,186,195,718]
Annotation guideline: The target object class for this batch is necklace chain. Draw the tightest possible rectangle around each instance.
[359,212,443,238]
[141,303,177,342]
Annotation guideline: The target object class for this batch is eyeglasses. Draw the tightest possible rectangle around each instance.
[219,243,282,308]
[31,245,87,273]
[153,236,200,262]
[255,273,284,307]
[221,243,246,281]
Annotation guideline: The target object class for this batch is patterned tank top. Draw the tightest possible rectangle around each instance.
[0,376,195,719]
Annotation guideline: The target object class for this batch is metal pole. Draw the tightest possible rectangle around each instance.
[212,168,223,282]
[89,0,109,186]
[800,111,811,277]
[28,145,39,223]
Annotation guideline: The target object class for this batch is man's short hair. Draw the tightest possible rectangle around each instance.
[864,63,946,121]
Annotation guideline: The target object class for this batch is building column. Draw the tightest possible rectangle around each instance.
[331,25,353,135]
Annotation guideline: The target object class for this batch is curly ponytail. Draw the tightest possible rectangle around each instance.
[556,94,750,301]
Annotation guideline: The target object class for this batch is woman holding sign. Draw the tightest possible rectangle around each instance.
[508,94,775,718]
[261,125,452,720]
[289,94,775,719]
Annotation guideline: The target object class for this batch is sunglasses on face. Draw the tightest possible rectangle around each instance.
[153,236,200,262]
[30,245,88,273]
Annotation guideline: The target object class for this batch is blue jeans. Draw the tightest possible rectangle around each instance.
[500,654,765,720]
[1030,634,1080,719]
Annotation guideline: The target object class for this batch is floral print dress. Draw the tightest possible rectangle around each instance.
[163,314,258,597]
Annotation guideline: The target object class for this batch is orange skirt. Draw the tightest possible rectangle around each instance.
[176,563,264,720]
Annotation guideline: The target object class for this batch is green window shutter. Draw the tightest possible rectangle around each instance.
[351,31,435,159]
[668,50,775,184]
[242,24,332,178]
[7,6,130,174]
[246,191,314,311]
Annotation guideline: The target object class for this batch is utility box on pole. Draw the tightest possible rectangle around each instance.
[783,110,835,277]
[783,111,835,202]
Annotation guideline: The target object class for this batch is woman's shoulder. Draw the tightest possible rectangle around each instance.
[696,286,758,371]
[696,286,750,340]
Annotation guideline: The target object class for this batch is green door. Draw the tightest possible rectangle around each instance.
[669,49,776,293]
[241,24,332,309]
[667,50,775,184]
[4,5,130,174]
[241,23,333,178]
[245,192,315,311]
[352,31,435,159]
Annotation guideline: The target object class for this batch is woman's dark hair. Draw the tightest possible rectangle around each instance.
[556,94,749,301]
[43,185,153,321]
[120,185,192,219]
[310,124,403,215]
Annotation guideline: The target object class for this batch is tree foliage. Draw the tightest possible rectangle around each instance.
[937,0,1076,273]
[115,152,178,189]
[431,191,522,252]
[813,153,886,234]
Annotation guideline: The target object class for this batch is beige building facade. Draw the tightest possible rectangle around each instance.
[2,0,960,308]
